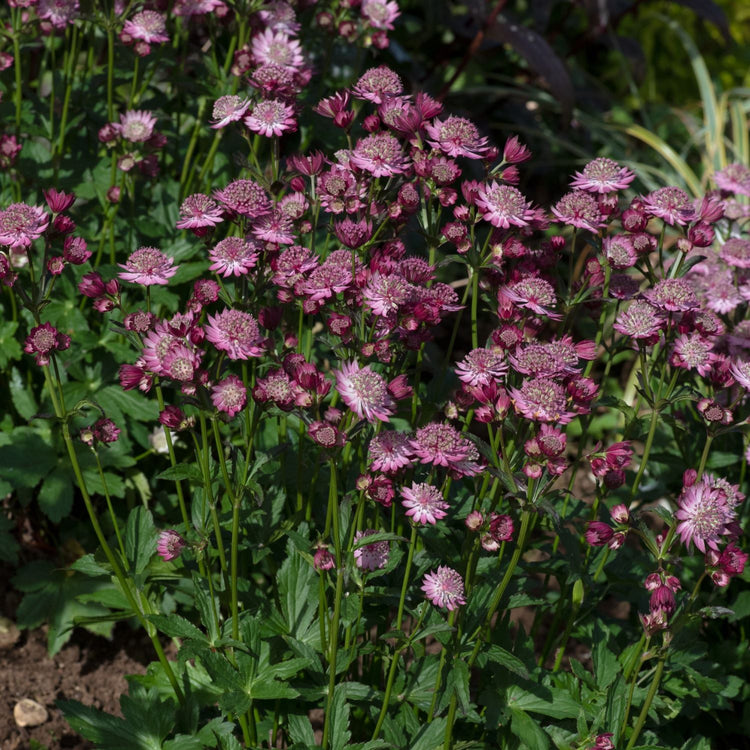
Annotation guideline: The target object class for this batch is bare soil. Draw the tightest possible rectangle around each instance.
[0,562,153,750]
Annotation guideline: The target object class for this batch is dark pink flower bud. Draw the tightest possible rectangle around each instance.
[687,221,715,247]
[363,114,380,132]
[53,214,75,235]
[98,123,119,143]
[718,544,748,576]
[63,235,90,264]
[93,417,120,444]
[159,405,186,429]
[603,468,626,490]
[608,531,627,550]
[314,544,335,571]
[157,529,186,561]
[309,421,345,448]
[488,512,513,543]
[44,188,75,214]
[649,585,676,615]
[47,256,65,275]
[387,374,412,400]
[644,572,662,591]
[585,521,613,546]
[258,306,283,330]
[502,135,531,164]
[107,186,121,203]
[610,503,629,524]
[683,468,698,488]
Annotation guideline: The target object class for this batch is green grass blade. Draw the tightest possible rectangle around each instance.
[622,123,703,196]
[729,100,749,165]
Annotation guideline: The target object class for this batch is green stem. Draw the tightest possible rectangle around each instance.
[93,449,127,565]
[630,408,659,501]
[625,655,666,750]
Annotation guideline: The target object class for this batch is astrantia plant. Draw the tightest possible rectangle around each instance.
[0,2,748,750]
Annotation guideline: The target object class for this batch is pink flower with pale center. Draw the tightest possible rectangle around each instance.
[118,247,177,286]
[251,28,304,70]
[424,116,489,159]
[334,361,395,423]
[352,66,403,104]
[363,273,413,316]
[422,566,465,610]
[245,99,297,137]
[205,309,264,359]
[613,299,664,340]
[122,10,169,43]
[476,182,535,229]
[509,377,574,424]
[350,133,408,177]
[676,478,735,552]
[368,431,414,473]
[209,237,259,277]
[570,157,635,193]
[361,0,400,30]
[0,203,49,248]
[401,482,448,525]
[643,186,696,225]
[118,110,157,143]
[38,0,79,29]
[455,347,507,386]
[176,193,224,229]
[24,322,71,366]
[210,95,251,129]
[213,179,272,218]
[157,529,186,561]
[211,374,247,417]
[551,190,605,232]
[714,163,750,195]
[353,530,389,571]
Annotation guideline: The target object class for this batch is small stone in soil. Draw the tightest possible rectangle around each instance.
[13,698,49,728]
[0,615,20,649]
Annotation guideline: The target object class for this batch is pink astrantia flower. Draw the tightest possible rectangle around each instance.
[118,110,157,143]
[38,0,79,28]
[205,309,264,359]
[675,478,735,553]
[214,179,272,218]
[368,431,414,473]
[176,193,224,229]
[173,0,226,16]
[0,203,49,248]
[570,157,635,193]
[509,377,574,424]
[455,347,507,387]
[122,10,169,43]
[643,186,696,225]
[210,95,251,129]
[363,273,413,316]
[352,66,403,103]
[251,28,304,70]
[613,299,664,341]
[499,276,560,319]
[334,361,395,423]
[551,190,605,232]
[714,163,750,195]
[720,238,750,269]
[670,334,715,376]
[245,99,297,137]
[476,183,535,229]
[642,278,699,312]
[350,133,408,177]
[424,116,489,159]
[361,0,400,30]
[353,530,389,571]
[118,247,177,286]
[422,566,466,610]
[157,529,186,561]
[24,322,71,366]
[209,237,259,277]
[730,359,750,391]
[410,422,474,469]
[401,482,449,525]
[604,235,637,269]
[211,374,247,417]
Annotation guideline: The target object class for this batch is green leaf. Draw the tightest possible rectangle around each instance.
[510,708,550,750]
[605,674,626,745]
[0,427,56,489]
[446,659,471,715]
[409,716,446,750]
[125,506,159,575]
[148,614,207,642]
[593,630,619,689]
[157,464,204,483]
[329,684,351,750]
[0,515,19,564]
[98,385,159,423]
[0,324,22,369]
[506,685,581,720]
[9,366,35,418]
[485,645,530,679]
[277,542,317,640]
[38,466,74,523]
[287,713,316,747]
